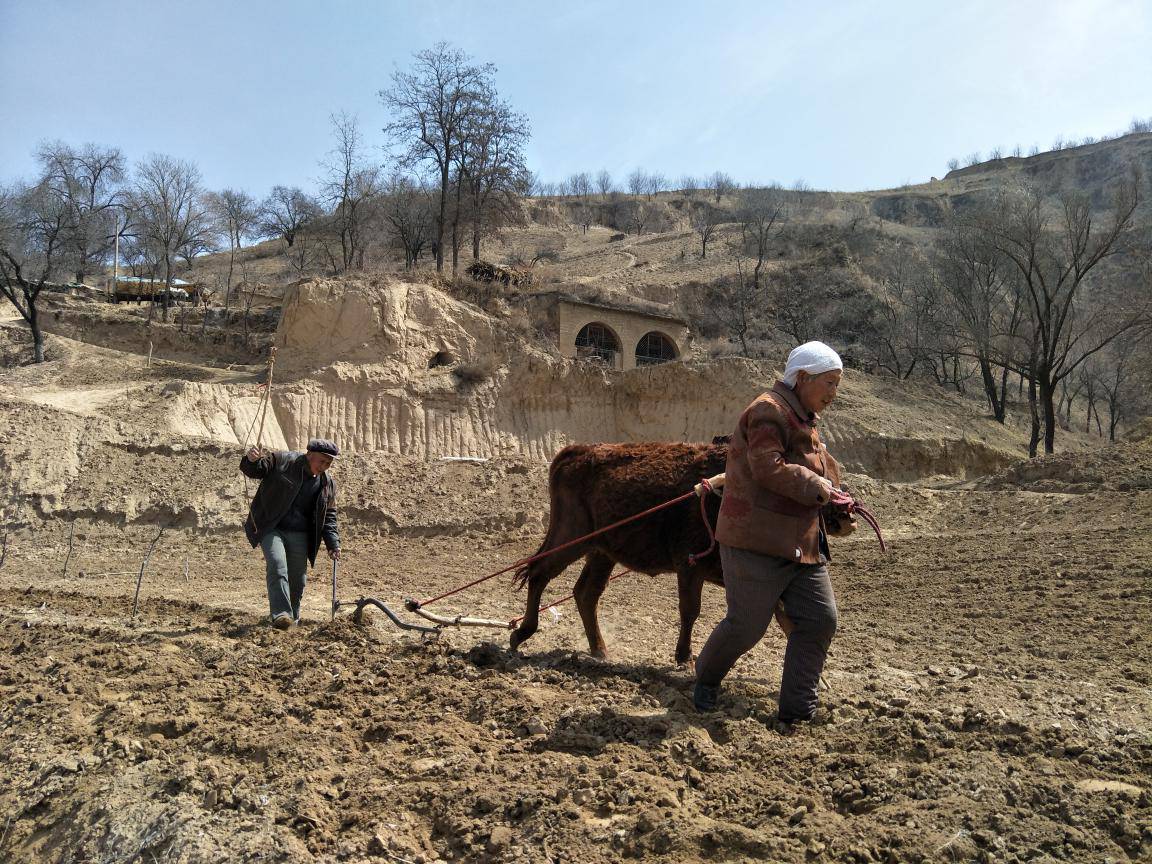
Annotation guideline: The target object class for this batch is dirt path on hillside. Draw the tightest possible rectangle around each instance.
[1,297,19,322]
[1,489,1149,863]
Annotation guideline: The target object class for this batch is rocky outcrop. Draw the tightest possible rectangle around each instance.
[0,277,1034,532]
[155,278,1027,475]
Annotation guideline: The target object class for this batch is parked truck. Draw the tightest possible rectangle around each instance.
[109,276,197,304]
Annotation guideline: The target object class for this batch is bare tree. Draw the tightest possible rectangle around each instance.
[566,172,592,201]
[691,202,721,258]
[708,171,735,203]
[768,268,817,346]
[626,169,648,198]
[978,169,1145,452]
[646,172,667,198]
[936,213,1027,421]
[622,199,659,235]
[571,202,593,235]
[381,42,497,273]
[208,188,259,313]
[381,173,436,267]
[35,141,126,282]
[129,154,213,322]
[282,226,322,277]
[679,175,699,198]
[0,180,74,362]
[1097,329,1145,440]
[866,254,938,380]
[459,96,529,261]
[321,112,382,272]
[1075,362,1101,434]
[695,275,760,356]
[733,185,787,291]
[258,185,319,247]
[595,169,613,197]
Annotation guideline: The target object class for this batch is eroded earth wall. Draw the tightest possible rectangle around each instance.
[236,278,1024,477]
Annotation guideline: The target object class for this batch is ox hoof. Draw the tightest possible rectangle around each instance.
[677,657,697,676]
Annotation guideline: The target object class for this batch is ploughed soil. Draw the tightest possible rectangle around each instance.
[1,477,1150,863]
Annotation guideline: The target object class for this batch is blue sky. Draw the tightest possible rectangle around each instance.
[2,0,1149,196]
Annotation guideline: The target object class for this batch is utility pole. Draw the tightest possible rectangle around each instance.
[112,209,122,300]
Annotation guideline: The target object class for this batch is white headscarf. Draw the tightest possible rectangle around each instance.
[782,341,843,387]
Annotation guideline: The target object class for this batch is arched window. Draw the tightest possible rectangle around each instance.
[635,331,678,366]
[574,322,620,366]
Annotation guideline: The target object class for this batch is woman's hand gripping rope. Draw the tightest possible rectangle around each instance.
[826,487,886,552]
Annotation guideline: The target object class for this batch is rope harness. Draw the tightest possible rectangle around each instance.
[398,478,885,632]
[242,347,278,454]
[411,488,702,611]
[342,427,885,631]
[827,488,886,552]
[687,476,719,566]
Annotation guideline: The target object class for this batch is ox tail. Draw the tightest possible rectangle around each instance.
[513,445,587,590]
[512,562,533,590]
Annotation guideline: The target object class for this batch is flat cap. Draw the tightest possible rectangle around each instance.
[306,438,340,457]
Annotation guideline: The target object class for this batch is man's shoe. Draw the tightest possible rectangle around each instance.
[693,682,720,713]
[271,613,294,630]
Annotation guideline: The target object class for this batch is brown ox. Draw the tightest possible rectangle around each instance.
[510,441,731,666]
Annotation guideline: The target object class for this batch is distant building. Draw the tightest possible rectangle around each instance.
[107,275,199,303]
[526,292,689,371]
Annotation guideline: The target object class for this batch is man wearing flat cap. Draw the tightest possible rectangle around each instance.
[240,438,341,629]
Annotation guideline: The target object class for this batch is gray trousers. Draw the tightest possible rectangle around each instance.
[695,544,838,722]
[260,529,309,620]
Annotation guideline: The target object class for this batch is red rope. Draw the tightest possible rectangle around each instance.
[829,489,886,552]
[415,488,699,609]
[508,568,635,627]
[688,477,718,565]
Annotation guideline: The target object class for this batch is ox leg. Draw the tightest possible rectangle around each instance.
[675,568,706,668]
[509,549,586,654]
[572,552,614,659]
[774,601,795,636]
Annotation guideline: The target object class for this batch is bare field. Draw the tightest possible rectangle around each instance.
[2,480,1150,863]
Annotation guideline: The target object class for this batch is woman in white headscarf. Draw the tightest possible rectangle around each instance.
[693,341,854,727]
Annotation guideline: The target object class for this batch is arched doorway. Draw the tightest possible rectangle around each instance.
[574,322,621,367]
[635,331,679,366]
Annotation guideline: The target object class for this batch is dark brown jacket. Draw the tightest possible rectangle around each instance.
[240,450,339,565]
[715,381,841,563]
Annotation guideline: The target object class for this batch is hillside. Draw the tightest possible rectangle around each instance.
[2,279,1151,863]
[1,133,1150,864]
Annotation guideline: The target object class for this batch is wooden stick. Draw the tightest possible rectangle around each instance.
[183,557,190,582]
[61,521,75,578]
[0,531,8,570]
[254,347,277,450]
[406,604,514,630]
[147,340,153,369]
[131,526,165,620]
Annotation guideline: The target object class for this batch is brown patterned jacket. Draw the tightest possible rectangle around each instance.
[715,381,841,564]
